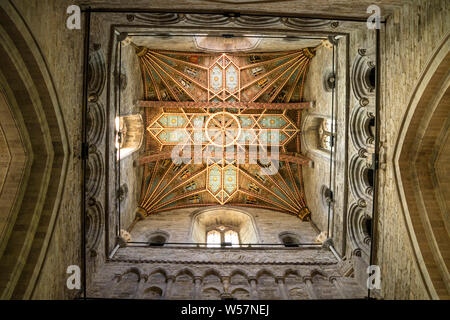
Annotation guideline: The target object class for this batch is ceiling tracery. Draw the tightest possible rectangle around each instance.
[133,45,319,219]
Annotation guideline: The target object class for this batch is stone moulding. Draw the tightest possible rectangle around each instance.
[351,48,375,107]
[0,1,70,299]
[110,258,337,266]
[132,13,333,30]
[393,33,450,300]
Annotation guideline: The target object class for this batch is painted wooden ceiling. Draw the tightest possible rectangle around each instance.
[135,46,318,219]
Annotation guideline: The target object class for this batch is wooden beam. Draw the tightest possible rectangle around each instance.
[138,100,312,110]
[136,151,311,166]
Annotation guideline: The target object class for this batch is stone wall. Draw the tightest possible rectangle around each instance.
[131,207,318,244]
[87,246,366,299]
[302,44,334,234]
[375,0,449,299]
[1,0,84,299]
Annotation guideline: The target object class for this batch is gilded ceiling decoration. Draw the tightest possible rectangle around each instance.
[134,45,319,219]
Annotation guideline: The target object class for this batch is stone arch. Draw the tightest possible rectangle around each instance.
[310,269,336,299]
[350,105,375,154]
[310,269,328,280]
[284,269,308,299]
[116,113,144,160]
[256,269,279,300]
[203,268,224,279]
[85,199,104,258]
[148,230,170,246]
[143,286,163,299]
[348,155,373,203]
[278,231,302,247]
[230,269,250,293]
[118,267,144,282]
[0,2,70,299]
[87,45,106,102]
[348,203,371,258]
[147,268,167,296]
[87,101,105,146]
[202,287,222,300]
[148,267,168,279]
[86,149,104,198]
[393,34,450,299]
[231,288,251,300]
[351,48,376,107]
[172,269,195,299]
[112,268,141,299]
[202,269,223,292]
[230,269,249,279]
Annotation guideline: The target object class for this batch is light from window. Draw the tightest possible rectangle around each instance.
[206,230,221,248]
[224,230,239,247]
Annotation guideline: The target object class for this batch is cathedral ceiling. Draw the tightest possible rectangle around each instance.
[134,45,320,219]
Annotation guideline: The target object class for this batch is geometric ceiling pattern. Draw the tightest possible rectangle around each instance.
[147,111,299,147]
[135,47,318,219]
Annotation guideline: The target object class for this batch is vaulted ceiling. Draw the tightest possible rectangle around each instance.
[134,46,320,219]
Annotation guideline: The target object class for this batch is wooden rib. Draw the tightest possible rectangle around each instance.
[151,203,217,215]
[146,56,192,102]
[140,160,160,204]
[149,50,209,70]
[264,171,302,208]
[239,168,301,211]
[240,51,301,70]
[143,59,162,101]
[250,57,305,102]
[152,50,215,57]
[142,58,180,101]
[148,56,200,102]
[148,52,208,91]
[239,189,294,214]
[138,100,312,110]
[285,162,302,201]
[285,61,306,103]
[240,53,303,90]
[152,189,208,211]
[269,59,308,103]
[145,161,191,208]
[298,63,310,100]
[147,166,206,209]
[227,203,295,216]
[142,161,174,208]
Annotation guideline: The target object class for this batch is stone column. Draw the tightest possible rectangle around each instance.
[304,276,318,299]
[276,277,289,300]
[194,276,202,300]
[164,276,175,299]
[249,277,259,300]
[330,276,347,299]
[135,277,147,299]
[222,276,230,294]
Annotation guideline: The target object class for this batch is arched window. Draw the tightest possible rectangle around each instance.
[206,226,240,247]
[206,230,221,248]
[224,230,240,247]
